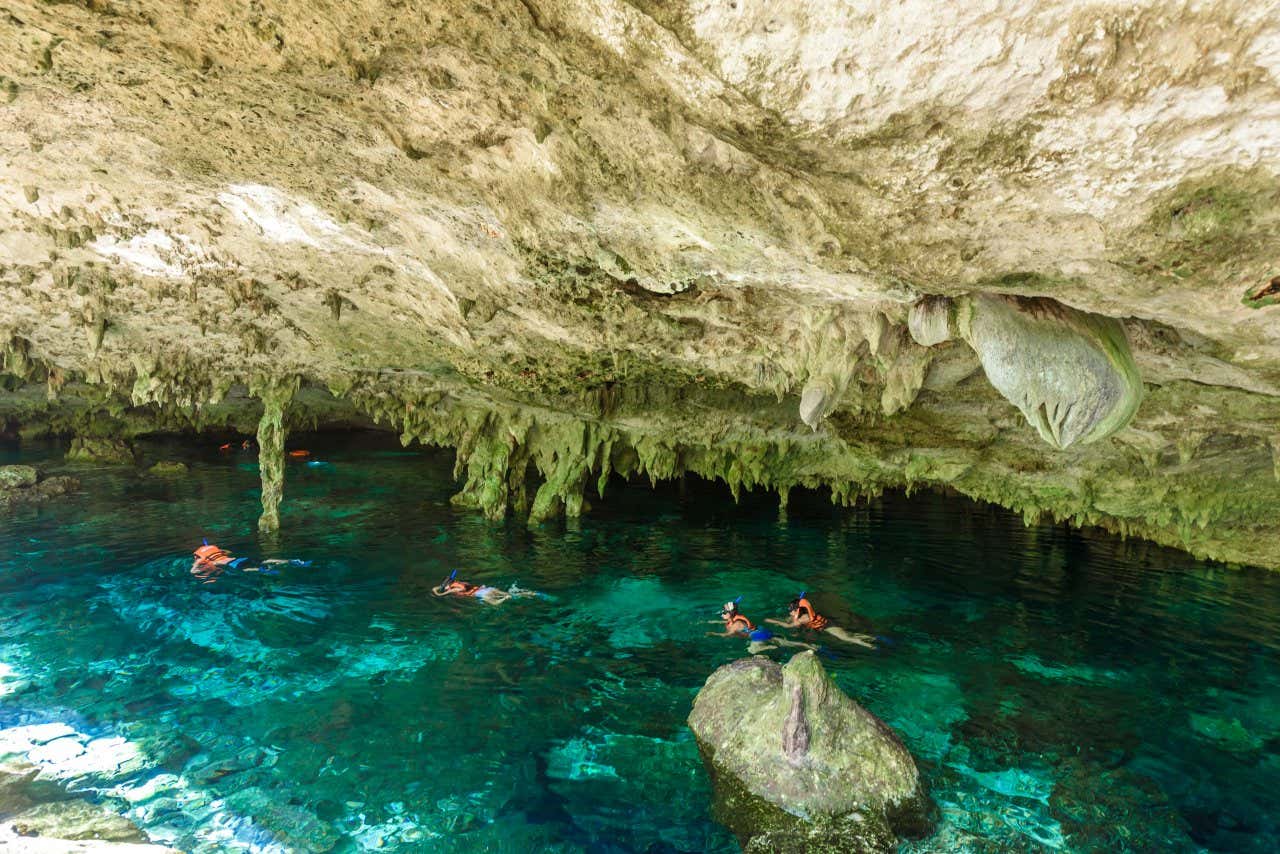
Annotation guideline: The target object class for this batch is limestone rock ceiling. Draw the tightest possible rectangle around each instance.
[0,1,1278,565]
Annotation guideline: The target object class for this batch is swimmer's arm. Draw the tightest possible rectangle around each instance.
[764,617,795,627]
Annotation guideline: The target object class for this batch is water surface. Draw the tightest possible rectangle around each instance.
[1,434,1278,852]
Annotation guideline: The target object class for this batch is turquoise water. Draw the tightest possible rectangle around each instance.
[2,433,1279,852]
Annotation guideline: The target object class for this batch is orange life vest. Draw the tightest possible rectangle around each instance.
[796,597,828,631]
[725,612,755,634]
[443,580,479,597]
[193,544,233,566]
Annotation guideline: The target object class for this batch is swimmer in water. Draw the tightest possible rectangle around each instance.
[766,592,876,648]
[708,600,814,653]
[191,541,309,584]
[432,570,542,605]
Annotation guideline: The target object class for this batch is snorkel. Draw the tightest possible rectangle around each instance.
[721,595,743,619]
[436,569,457,594]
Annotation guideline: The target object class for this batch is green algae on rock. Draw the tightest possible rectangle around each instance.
[252,376,298,533]
[0,464,78,509]
[66,438,137,466]
[688,651,934,852]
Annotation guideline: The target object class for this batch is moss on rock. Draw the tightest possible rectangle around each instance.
[688,652,934,851]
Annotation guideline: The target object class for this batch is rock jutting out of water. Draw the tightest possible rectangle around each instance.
[688,651,935,852]
[0,464,78,509]
[66,438,137,465]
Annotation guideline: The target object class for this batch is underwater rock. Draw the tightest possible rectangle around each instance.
[688,651,934,852]
[9,800,148,843]
[1049,757,1193,851]
[0,759,44,815]
[0,822,177,852]
[224,787,339,852]
[145,461,188,477]
[958,294,1144,448]
[66,438,137,465]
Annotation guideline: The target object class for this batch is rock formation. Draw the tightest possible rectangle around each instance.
[910,294,1145,448]
[0,1,1277,565]
[688,651,934,852]
[0,465,78,509]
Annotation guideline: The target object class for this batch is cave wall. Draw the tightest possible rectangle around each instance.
[1,1,1278,566]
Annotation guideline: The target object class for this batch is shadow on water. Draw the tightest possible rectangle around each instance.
[0,431,1278,852]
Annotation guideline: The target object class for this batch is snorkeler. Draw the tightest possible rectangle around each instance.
[766,592,876,648]
[432,570,542,605]
[191,541,310,583]
[709,600,814,652]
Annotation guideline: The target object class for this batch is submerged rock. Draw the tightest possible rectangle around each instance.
[224,787,339,852]
[66,438,137,465]
[958,295,1144,448]
[9,800,147,843]
[0,822,177,852]
[688,651,934,852]
[145,461,188,477]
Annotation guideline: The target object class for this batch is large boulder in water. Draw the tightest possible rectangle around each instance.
[958,294,1143,448]
[0,465,38,490]
[0,465,78,509]
[688,651,934,853]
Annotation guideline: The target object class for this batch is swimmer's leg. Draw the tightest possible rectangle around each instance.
[480,588,511,605]
[507,584,543,599]
[826,627,876,648]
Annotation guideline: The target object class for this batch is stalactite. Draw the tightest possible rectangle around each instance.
[251,376,299,532]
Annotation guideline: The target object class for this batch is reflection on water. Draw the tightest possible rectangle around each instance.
[1,434,1279,852]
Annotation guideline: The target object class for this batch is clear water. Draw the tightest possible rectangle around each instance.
[1,434,1278,852]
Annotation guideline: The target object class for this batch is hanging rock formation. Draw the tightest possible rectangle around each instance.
[908,294,1145,448]
[252,377,297,533]
[961,295,1144,448]
[689,651,934,852]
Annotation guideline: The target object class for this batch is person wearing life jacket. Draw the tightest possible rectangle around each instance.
[767,591,875,648]
[709,599,813,650]
[190,540,309,583]
[432,570,543,605]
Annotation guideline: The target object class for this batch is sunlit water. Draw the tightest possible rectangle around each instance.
[1,434,1278,852]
